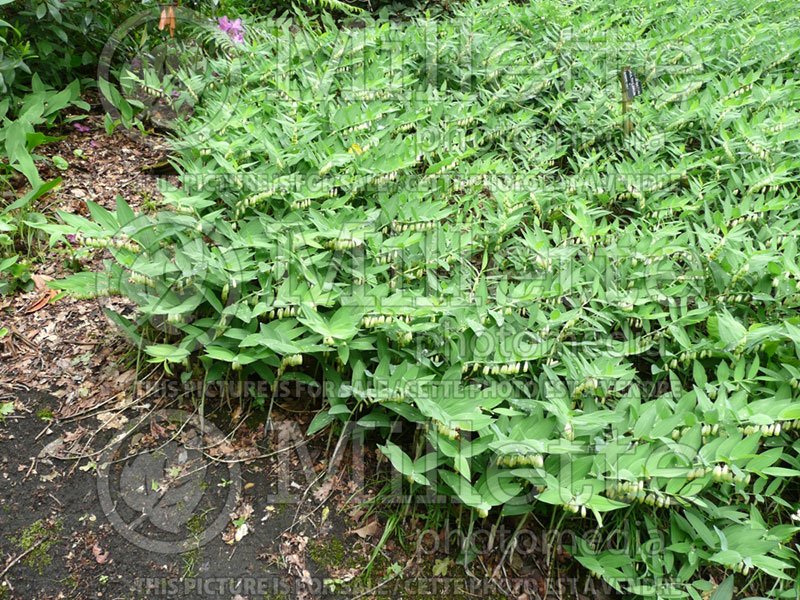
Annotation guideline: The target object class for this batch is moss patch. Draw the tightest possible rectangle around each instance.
[11,518,63,574]
[308,536,345,568]
[181,510,210,579]
[36,409,54,421]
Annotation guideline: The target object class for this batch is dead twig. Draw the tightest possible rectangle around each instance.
[0,536,49,580]
[34,423,52,441]
[7,325,38,353]
[23,457,36,480]
[348,563,408,600]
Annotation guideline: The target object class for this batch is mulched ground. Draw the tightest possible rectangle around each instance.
[0,103,610,600]
[0,109,171,415]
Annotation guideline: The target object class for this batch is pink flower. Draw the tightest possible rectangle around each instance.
[217,15,244,44]
[74,122,90,133]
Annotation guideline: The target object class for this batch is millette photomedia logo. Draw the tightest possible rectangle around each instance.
[97,409,241,554]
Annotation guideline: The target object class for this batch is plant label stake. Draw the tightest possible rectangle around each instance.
[619,67,642,135]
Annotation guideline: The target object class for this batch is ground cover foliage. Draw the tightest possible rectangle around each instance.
[0,0,106,290]
[49,0,800,597]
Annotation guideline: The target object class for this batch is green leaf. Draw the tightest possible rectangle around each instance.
[144,344,189,363]
[717,312,746,348]
[0,255,19,271]
[86,200,119,232]
[709,577,734,600]
[3,178,61,215]
[379,441,428,485]
[115,196,137,226]
[693,360,707,388]
[328,306,361,339]
[684,509,717,548]
[4,120,42,187]
[307,411,335,435]
[52,155,68,170]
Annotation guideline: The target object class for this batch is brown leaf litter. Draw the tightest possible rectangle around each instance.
[1,108,178,418]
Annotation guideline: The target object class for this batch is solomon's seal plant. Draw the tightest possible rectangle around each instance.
[50,0,800,598]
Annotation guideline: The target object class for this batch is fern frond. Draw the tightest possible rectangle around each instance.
[300,0,366,14]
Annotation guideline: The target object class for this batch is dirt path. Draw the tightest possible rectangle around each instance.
[0,390,362,600]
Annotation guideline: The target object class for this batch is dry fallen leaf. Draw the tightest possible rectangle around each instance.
[223,499,254,545]
[222,527,235,545]
[206,439,236,458]
[312,477,335,503]
[223,521,251,545]
[23,289,58,314]
[350,520,381,539]
[349,507,365,522]
[96,412,129,430]
[92,542,111,564]
[150,418,168,439]
[238,502,254,519]
[63,427,86,444]
[234,522,249,542]
[31,273,54,292]
[38,437,65,459]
